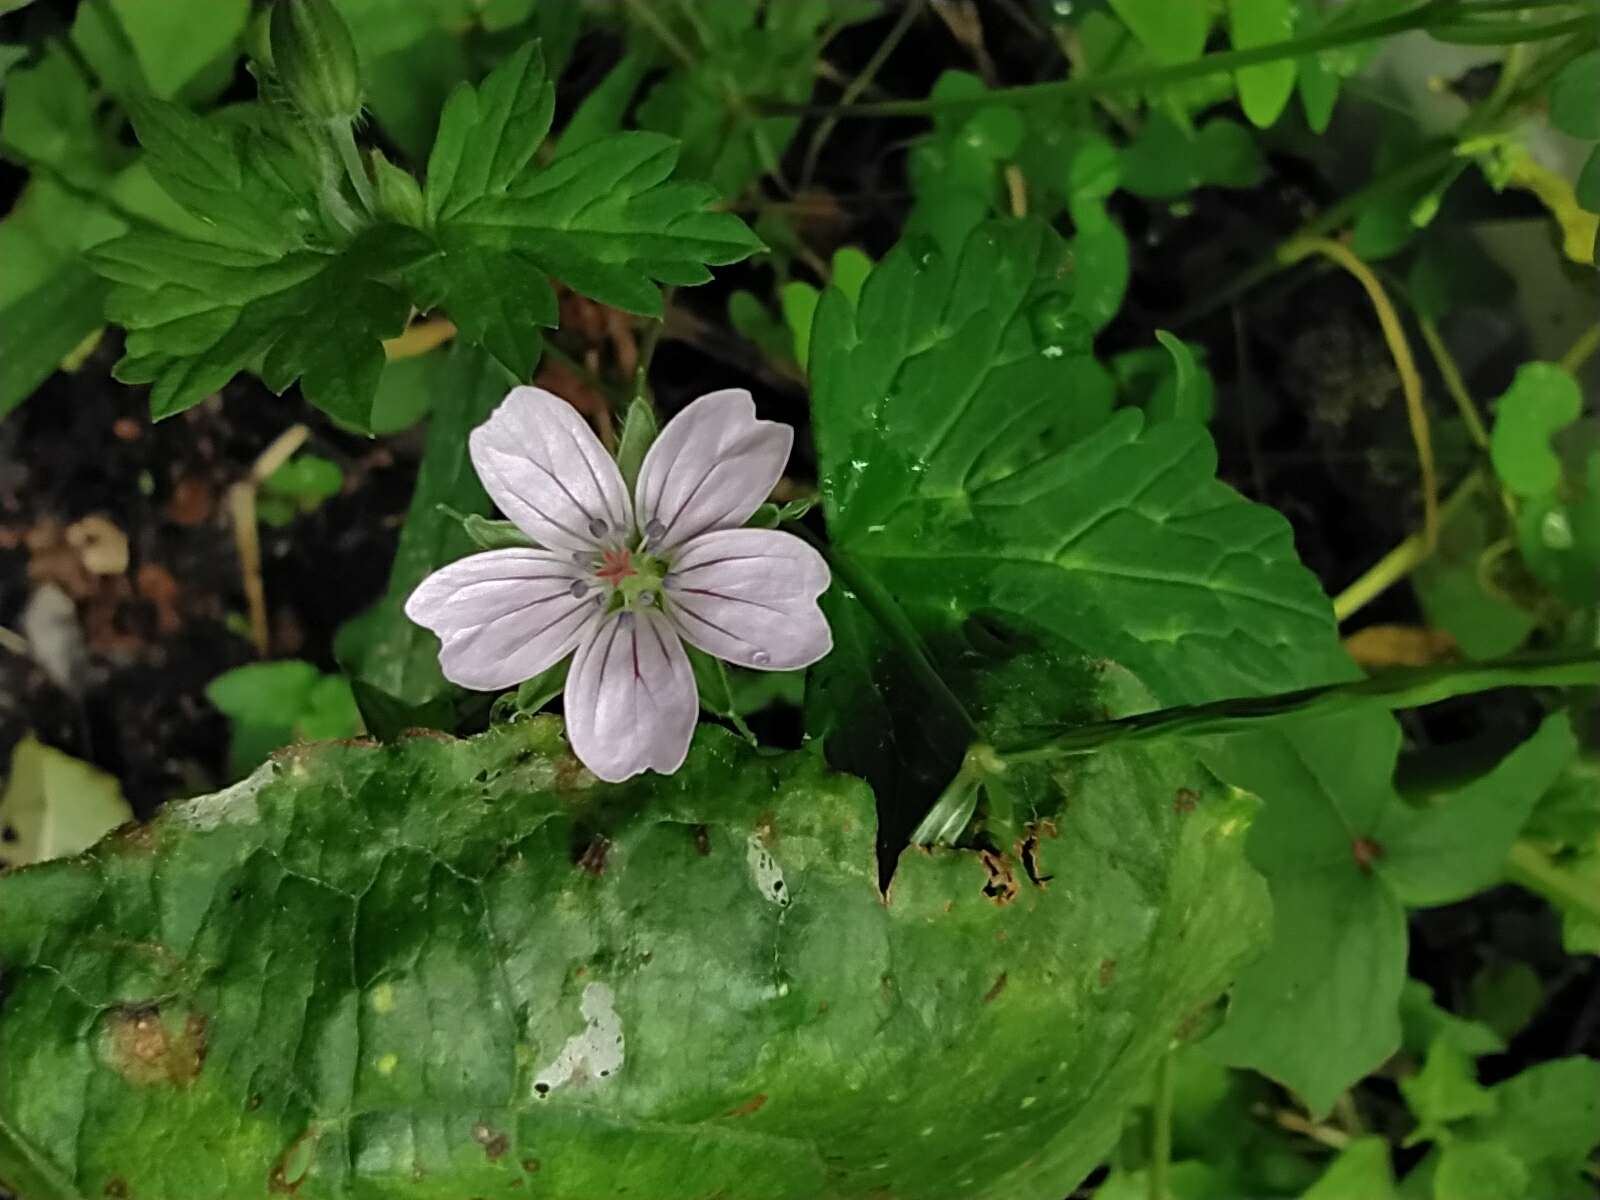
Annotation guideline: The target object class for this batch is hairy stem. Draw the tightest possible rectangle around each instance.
[1149,1050,1176,1200]
[1000,650,1599,763]
[329,120,377,216]
[757,2,1587,117]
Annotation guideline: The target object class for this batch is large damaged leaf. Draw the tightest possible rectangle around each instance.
[0,720,1265,1199]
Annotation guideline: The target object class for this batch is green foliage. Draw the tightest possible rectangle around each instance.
[258,453,344,527]
[1120,113,1264,199]
[82,27,759,427]
[1491,364,1582,498]
[1229,0,1297,128]
[631,0,878,197]
[1202,711,1576,1115]
[336,345,510,735]
[1109,0,1209,65]
[1548,51,1600,141]
[0,720,1267,1199]
[205,660,362,777]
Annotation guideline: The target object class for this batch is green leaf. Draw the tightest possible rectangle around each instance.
[615,396,659,493]
[1577,146,1600,215]
[1,46,116,187]
[264,454,344,509]
[780,279,821,368]
[1109,0,1209,64]
[100,0,249,99]
[1229,0,1297,128]
[1411,485,1534,659]
[0,262,108,420]
[0,736,131,869]
[205,660,322,726]
[1295,0,1343,136]
[418,41,761,377]
[812,220,1342,702]
[1489,363,1582,498]
[1202,711,1571,1114]
[1199,713,1406,1116]
[1120,114,1264,199]
[94,224,431,425]
[1466,960,1543,1044]
[1301,1137,1398,1200]
[685,646,757,745]
[338,345,510,721]
[123,99,319,254]
[0,720,1268,1199]
[1400,1036,1495,1143]
[1470,1057,1600,1192]
[1433,1142,1529,1200]
[1400,979,1504,1058]
[1154,330,1208,422]
[631,1,873,198]
[1549,51,1600,140]
[1376,711,1576,906]
[553,47,653,158]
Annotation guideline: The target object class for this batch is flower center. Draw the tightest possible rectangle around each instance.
[590,543,667,612]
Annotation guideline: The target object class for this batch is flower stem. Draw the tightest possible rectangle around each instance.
[999,650,1600,765]
[1283,236,1437,550]
[1418,317,1491,449]
[1148,1050,1176,1200]
[1332,470,1485,622]
[1506,841,1600,929]
[756,2,1585,118]
[329,120,377,217]
[794,529,979,741]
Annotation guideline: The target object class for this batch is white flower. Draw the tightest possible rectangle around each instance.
[405,386,832,782]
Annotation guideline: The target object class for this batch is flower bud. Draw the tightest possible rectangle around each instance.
[371,149,425,228]
[270,0,362,124]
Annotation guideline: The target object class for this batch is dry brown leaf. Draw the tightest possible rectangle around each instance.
[1343,624,1457,669]
[65,514,129,576]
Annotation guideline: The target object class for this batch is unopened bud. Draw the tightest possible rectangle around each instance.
[270,0,362,124]
[371,150,425,228]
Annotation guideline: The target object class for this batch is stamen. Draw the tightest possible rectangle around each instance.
[569,579,588,598]
[642,519,666,545]
[588,517,609,539]
[636,590,656,608]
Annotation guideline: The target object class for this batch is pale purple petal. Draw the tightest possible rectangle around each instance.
[634,388,791,553]
[404,549,602,691]
[664,529,831,670]
[564,609,698,782]
[469,386,631,553]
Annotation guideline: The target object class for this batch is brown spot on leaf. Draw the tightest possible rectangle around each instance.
[104,1180,129,1198]
[1173,788,1199,814]
[268,1127,318,1194]
[982,972,1008,1004]
[754,811,778,848]
[577,835,610,876]
[100,1007,207,1088]
[724,1093,768,1117]
[693,824,711,856]
[521,1159,541,1174]
[1351,836,1384,874]
[471,1121,509,1160]
[1098,959,1116,988]
[979,849,1019,905]
[1018,821,1057,887]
